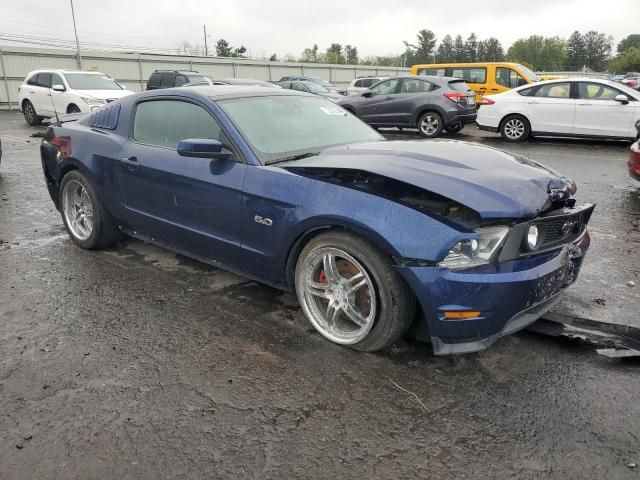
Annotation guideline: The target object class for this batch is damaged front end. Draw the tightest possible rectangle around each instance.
[283,147,594,355]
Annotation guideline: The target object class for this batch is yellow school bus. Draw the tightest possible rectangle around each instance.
[409,62,540,103]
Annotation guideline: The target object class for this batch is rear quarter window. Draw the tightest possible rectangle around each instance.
[26,74,38,86]
[147,73,162,87]
[518,86,539,96]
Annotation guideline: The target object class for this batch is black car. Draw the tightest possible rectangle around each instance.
[146,70,213,90]
[337,76,476,138]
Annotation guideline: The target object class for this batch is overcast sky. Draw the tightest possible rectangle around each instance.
[1,0,637,58]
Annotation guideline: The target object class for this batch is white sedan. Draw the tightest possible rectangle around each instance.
[18,70,134,126]
[476,78,640,142]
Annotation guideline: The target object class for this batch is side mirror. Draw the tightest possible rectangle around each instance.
[361,90,373,98]
[52,84,66,92]
[614,94,629,104]
[177,139,233,160]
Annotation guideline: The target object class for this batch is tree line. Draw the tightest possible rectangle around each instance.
[176,31,640,73]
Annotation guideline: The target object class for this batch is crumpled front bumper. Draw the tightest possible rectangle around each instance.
[396,230,591,355]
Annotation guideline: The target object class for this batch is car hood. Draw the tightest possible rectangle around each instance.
[73,89,134,100]
[286,140,576,219]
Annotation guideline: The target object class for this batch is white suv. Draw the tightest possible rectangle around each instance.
[18,70,134,125]
[346,76,390,96]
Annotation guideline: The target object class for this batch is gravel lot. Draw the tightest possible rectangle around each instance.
[1,110,639,479]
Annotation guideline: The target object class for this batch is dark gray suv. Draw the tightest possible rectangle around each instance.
[337,76,476,137]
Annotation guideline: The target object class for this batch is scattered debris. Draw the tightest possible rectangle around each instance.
[29,132,45,138]
[16,443,23,449]
[530,312,640,359]
[627,462,637,469]
[389,379,430,413]
[23,434,32,441]
[593,298,606,306]
[627,281,636,287]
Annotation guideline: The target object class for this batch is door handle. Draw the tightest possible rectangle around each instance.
[120,156,139,171]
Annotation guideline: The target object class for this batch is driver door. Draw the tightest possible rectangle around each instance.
[573,82,636,137]
[116,98,247,266]
[357,78,400,125]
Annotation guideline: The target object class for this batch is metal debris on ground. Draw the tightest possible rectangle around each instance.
[529,312,640,359]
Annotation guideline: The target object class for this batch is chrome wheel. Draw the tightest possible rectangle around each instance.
[297,247,377,345]
[23,102,36,124]
[62,179,94,241]
[503,118,526,140]
[419,114,440,136]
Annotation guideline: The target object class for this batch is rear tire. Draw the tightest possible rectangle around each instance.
[500,114,531,142]
[59,170,122,249]
[418,112,443,138]
[295,231,415,352]
[22,100,42,126]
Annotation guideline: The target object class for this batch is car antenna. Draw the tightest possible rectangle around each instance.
[48,84,61,126]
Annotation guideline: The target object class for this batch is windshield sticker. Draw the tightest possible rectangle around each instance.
[320,106,346,115]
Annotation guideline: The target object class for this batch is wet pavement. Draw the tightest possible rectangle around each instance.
[1,110,639,479]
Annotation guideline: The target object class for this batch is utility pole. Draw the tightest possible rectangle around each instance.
[203,25,208,56]
[69,0,82,69]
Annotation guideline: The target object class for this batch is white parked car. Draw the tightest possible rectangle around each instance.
[346,76,390,96]
[18,70,134,126]
[476,78,640,142]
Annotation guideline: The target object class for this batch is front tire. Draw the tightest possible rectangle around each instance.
[500,115,531,142]
[59,170,122,249]
[67,104,81,114]
[418,112,443,138]
[22,100,42,126]
[295,232,415,352]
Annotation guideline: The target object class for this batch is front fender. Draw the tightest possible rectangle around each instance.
[241,166,475,286]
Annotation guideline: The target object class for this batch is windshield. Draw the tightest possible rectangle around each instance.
[311,78,333,87]
[64,73,123,90]
[218,95,383,164]
[306,83,329,93]
[516,64,540,82]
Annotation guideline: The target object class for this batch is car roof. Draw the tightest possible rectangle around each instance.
[27,69,106,75]
[174,85,310,100]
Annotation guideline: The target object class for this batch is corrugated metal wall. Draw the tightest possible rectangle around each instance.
[0,46,408,109]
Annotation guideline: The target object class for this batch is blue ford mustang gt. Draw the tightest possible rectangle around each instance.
[40,86,594,354]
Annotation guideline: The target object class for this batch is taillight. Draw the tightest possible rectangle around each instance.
[480,98,495,106]
[443,91,467,104]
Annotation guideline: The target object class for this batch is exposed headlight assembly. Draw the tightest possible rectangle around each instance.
[80,96,106,106]
[439,226,510,270]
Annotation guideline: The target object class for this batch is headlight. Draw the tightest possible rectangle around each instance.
[526,225,540,250]
[439,226,509,270]
[80,96,106,106]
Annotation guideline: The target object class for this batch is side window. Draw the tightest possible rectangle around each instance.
[353,79,364,88]
[370,79,399,95]
[400,78,424,94]
[449,68,486,84]
[535,82,571,98]
[175,75,188,87]
[133,100,224,149]
[518,86,539,97]
[51,73,64,88]
[496,68,526,88]
[417,68,445,76]
[36,72,52,88]
[148,73,162,87]
[291,82,307,92]
[578,83,622,101]
[160,73,176,88]
[26,74,39,86]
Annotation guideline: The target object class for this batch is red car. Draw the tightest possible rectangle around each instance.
[631,120,640,181]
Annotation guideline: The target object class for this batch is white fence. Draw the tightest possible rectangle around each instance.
[0,46,409,109]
